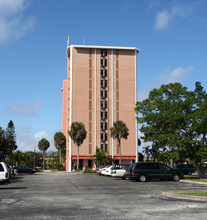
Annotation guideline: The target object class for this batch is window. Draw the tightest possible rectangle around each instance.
[105,59,107,67]
[105,101,107,108]
[105,49,107,56]
[101,122,104,130]
[105,69,107,77]
[101,90,104,98]
[0,164,4,172]
[105,122,108,130]
[101,49,104,56]
[105,90,107,98]
[89,112,92,121]
[101,133,103,141]
[160,163,171,170]
[105,80,107,88]
[89,133,92,142]
[105,112,108,119]
[105,133,108,141]
[101,112,104,119]
[101,101,104,108]
[89,80,92,89]
[101,59,104,66]
[101,144,104,150]
[101,69,104,77]
[89,90,92,99]
[105,144,108,152]
[101,80,104,87]
[136,163,159,170]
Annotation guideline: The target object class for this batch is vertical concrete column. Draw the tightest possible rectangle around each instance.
[111,49,114,161]
[69,46,73,172]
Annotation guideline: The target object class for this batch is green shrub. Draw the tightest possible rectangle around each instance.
[83,167,95,173]
[55,162,63,171]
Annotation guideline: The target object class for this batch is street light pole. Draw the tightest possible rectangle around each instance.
[34,146,36,169]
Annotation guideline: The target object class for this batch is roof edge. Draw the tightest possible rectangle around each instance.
[67,45,139,55]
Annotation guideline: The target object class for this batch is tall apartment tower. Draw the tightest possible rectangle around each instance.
[62,43,139,171]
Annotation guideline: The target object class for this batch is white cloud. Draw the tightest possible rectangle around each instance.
[16,129,56,152]
[0,0,35,43]
[154,4,194,31]
[157,66,193,85]
[138,66,193,101]
[5,98,42,117]
[154,10,170,30]
[16,126,31,133]
[33,131,49,140]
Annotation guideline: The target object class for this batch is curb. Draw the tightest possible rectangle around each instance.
[162,192,207,202]
[180,180,207,185]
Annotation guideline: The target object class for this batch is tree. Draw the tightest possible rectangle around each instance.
[54,132,66,163]
[0,127,9,160]
[9,150,24,166]
[135,83,189,167]
[138,152,144,162]
[6,120,17,157]
[38,138,50,170]
[110,120,129,164]
[93,147,108,166]
[68,122,87,171]
[135,82,207,178]
[182,82,207,178]
[143,144,160,162]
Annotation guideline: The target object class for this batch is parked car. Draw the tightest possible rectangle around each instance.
[123,163,134,180]
[0,162,10,183]
[96,165,106,173]
[11,167,18,177]
[111,164,131,179]
[14,166,36,174]
[174,164,195,175]
[101,165,113,176]
[128,162,183,182]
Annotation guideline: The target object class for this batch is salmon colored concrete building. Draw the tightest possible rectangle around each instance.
[62,41,139,171]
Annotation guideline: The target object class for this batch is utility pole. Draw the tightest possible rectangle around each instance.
[34,146,36,169]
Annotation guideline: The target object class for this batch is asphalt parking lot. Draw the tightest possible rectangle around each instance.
[0,172,207,219]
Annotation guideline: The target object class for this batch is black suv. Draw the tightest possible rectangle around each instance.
[174,164,195,175]
[128,162,183,182]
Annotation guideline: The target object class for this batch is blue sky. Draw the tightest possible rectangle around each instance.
[0,0,207,153]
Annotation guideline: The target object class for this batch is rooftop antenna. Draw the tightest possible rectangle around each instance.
[67,36,70,46]
[83,36,86,45]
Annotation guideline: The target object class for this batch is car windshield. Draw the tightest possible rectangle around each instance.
[112,164,122,170]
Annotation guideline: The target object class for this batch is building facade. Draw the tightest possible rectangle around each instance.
[62,44,139,171]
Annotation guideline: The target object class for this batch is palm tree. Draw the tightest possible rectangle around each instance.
[38,138,50,170]
[68,122,87,171]
[110,120,129,164]
[93,147,108,167]
[54,132,66,163]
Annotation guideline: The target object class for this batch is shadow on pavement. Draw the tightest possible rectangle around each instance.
[0,187,27,190]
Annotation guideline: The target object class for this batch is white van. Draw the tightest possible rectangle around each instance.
[0,162,10,183]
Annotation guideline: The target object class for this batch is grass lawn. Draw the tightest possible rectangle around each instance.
[183,175,207,182]
[178,192,207,197]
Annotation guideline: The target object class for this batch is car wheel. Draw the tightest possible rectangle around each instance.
[173,174,180,181]
[139,175,147,182]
